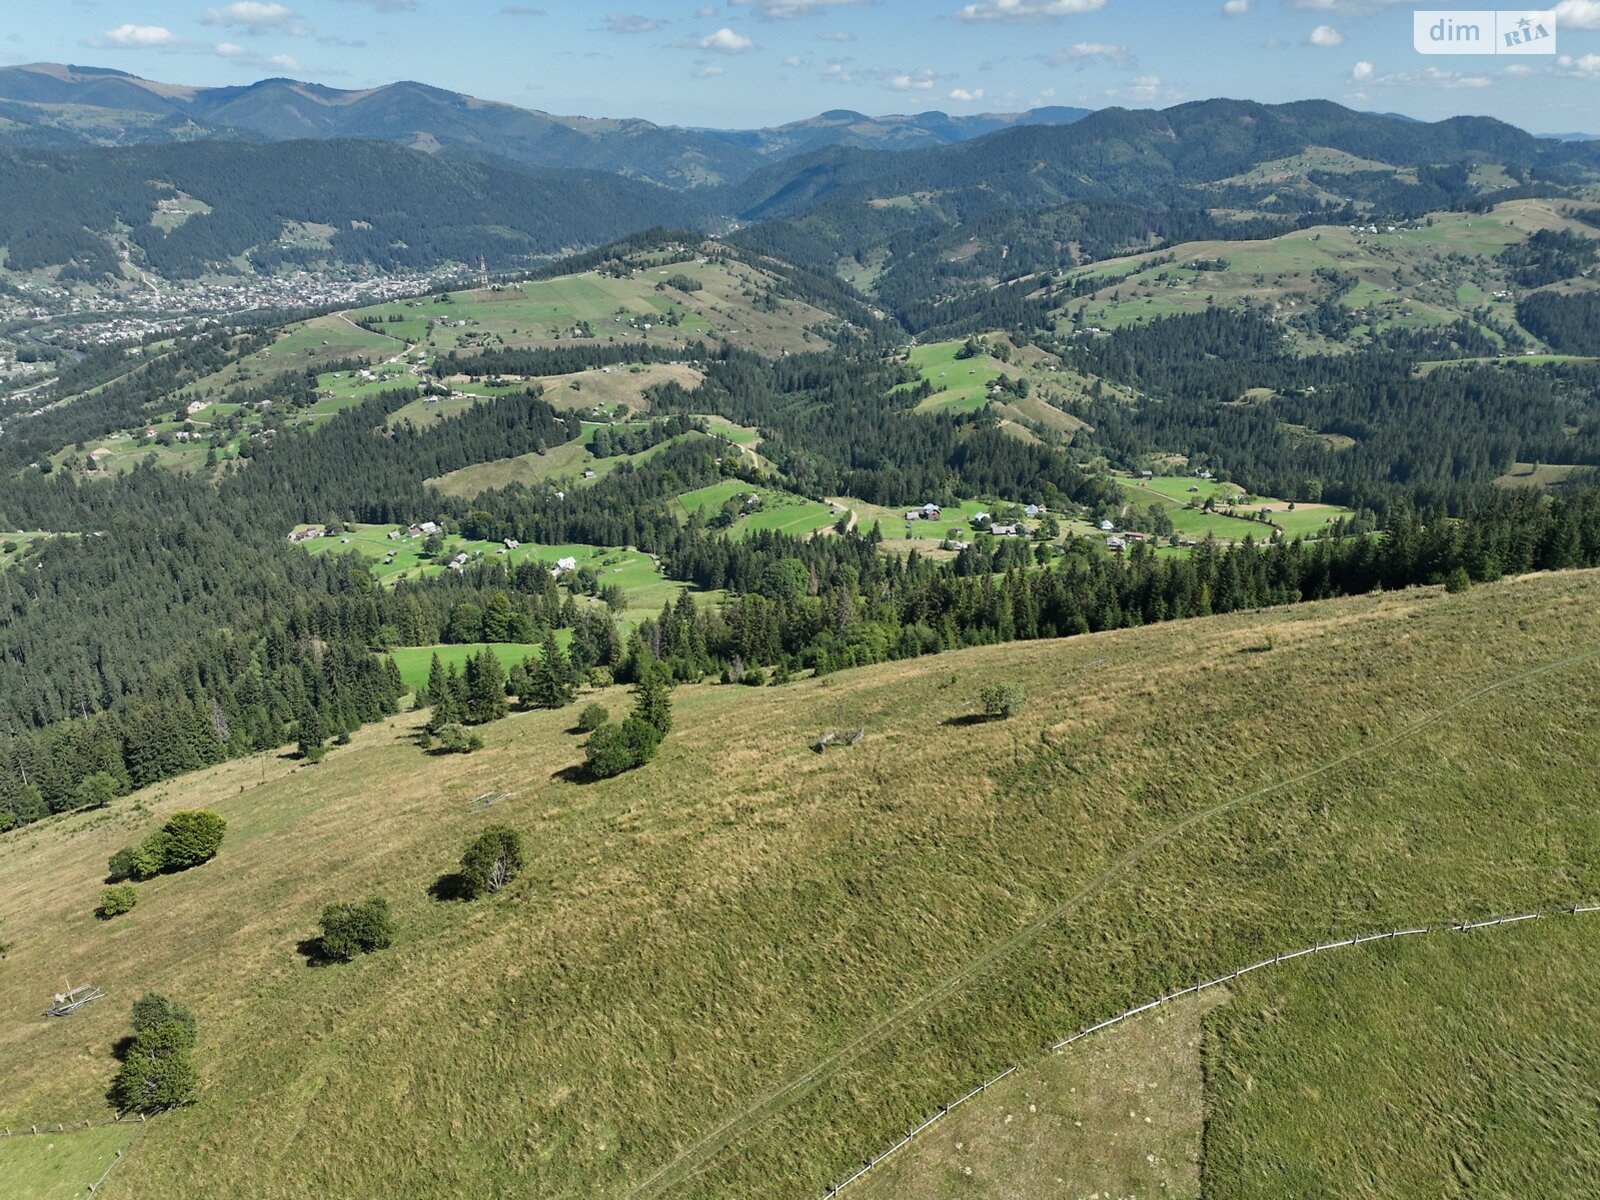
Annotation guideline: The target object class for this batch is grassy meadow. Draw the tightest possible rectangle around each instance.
[1115,475,1354,543]
[1056,199,1600,348]
[385,639,569,695]
[0,571,1596,1198]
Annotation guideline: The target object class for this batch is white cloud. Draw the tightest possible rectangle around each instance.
[604,12,665,33]
[1359,64,1493,87]
[1289,0,1406,12]
[949,86,986,101]
[953,0,1106,23]
[696,4,719,14]
[701,27,757,52]
[201,2,296,31]
[730,0,876,16]
[1556,52,1600,77]
[782,54,805,66]
[268,53,300,70]
[214,41,247,57]
[1552,1,1600,29]
[889,67,936,89]
[1350,59,1374,81]
[1222,0,1250,13]
[692,64,726,76]
[818,30,857,41]
[1048,41,1133,67]
[1309,24,1344,46]
[91,24,183,47]
[1105,73,1183,104]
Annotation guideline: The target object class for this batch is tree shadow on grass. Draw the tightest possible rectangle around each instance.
[428,873,471,902]
[295,936,338,968]
[941,713,1000,728]
[550,763,594,785]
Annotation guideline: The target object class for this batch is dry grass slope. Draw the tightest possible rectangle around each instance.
[0,572,1597,1198]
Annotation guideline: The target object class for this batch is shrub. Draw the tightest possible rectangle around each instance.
[110,1015,196,1113]
[129,831,171,881]
[576,702,610,732]
[1444,566,1472,594]
[584,715,661,779]
[97,884,138,920]
[979,682,1025,719]
[161,811,226,871]
[107,846,139,883]
[319,897,395,961]
[460,826,523,898]
[431,724,484,754]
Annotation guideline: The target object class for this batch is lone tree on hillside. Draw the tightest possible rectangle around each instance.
[979,682,1025,720]
[460,826,523,898]
[111,994,198,1113]
[317,897,396,961]
[161,810,227,871]
[97,884,138,920]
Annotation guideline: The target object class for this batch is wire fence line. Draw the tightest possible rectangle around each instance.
[821,902,1597,1197]
[0,1112,160,1140]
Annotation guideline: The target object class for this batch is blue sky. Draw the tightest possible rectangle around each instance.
[7,1,1599,131]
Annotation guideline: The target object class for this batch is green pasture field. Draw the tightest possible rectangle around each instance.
[1,573,1596,1198]
[1493,461,1598,489]
[427,427,695,498]
[673,480,839,539]
[343,257,836,359]
[0,531,58,570]
[0,1124,140,1200]
[1116,476,1352,542]
[903,340,1027,414]
[1055,200,1598,344]
[386,639,571,695]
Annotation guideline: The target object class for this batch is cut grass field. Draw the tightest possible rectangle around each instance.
[0,571,1597,1198]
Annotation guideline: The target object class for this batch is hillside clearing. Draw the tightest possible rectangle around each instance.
[0,572,1596,1197]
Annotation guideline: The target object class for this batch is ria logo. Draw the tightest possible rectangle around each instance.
[1413,9,1557,54]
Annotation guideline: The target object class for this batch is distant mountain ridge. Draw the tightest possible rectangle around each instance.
[0,63,1091,187]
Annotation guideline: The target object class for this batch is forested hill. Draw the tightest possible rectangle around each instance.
[721,99,1600,221]
[0,138,703,281]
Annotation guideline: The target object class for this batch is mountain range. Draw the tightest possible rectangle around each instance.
[0,62,1091,187]
[3,62,1599,304]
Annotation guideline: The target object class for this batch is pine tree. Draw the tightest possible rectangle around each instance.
[465,649,509,724]
[631,653,672,736]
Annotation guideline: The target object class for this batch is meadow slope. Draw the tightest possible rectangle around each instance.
[0,571,1597,1197]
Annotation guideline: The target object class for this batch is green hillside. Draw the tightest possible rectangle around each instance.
[0,570,1596,1198]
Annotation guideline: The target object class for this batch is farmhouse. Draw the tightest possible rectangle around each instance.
[551,555,578,577]
[504,538,521,549]
[1100,519,1116,532]
[288,527,325,543]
